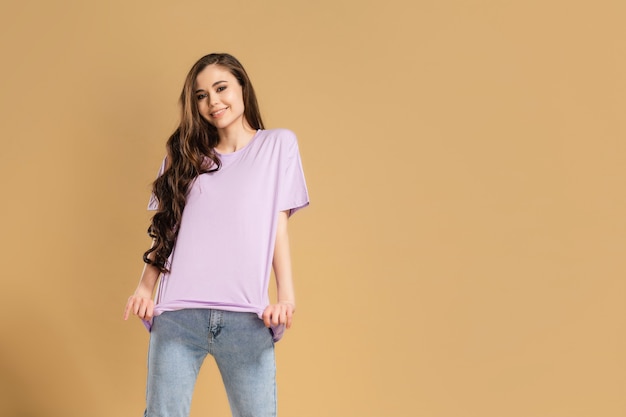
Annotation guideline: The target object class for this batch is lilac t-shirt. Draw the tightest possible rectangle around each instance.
[146,129,309,341]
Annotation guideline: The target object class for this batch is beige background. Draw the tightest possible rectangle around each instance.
[1,1,624,416]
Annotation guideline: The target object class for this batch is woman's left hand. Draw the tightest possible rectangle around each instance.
[262,302,295,329]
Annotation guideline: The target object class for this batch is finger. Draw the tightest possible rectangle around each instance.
[124,296,138,320]
[286,308,293,329]
[137,299,149,319]
[123,298,132,320]
[144,302,154,321]
[271,307,279,326]
[262,308,272,328]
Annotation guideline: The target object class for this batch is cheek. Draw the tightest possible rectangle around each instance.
[197,100,208,112]
[228,90,244,107]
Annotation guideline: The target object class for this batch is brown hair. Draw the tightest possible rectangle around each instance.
[143,53,264,272]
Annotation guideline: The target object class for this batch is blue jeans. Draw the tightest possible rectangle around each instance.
[144,309,276,417]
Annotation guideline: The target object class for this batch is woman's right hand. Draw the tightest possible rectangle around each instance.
[124,261,161,321]
[123,295,154,321]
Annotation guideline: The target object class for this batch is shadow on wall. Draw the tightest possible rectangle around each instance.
[0,359,41,417]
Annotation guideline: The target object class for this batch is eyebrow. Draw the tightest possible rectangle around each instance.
[195,80,227,93]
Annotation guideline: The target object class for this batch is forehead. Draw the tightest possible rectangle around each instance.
[195,64,236,88]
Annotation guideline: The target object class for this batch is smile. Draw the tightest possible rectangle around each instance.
[210,107,228,117]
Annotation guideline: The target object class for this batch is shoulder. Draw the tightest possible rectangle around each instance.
[259,129,299,157]
[260,128,298,144]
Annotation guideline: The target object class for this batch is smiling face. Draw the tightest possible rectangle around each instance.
[195,64,249,133]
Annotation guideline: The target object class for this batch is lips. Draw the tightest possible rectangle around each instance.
[210,107,228,118]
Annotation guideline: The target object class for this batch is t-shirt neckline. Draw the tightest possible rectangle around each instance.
[215,129,262,158]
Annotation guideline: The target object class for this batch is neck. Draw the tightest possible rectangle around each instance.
[215,121,257,154]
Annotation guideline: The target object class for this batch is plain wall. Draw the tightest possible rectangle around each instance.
[1,1,624,416]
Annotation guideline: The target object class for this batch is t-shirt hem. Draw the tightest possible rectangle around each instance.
[142,302,286,342]
[281,200,310,217]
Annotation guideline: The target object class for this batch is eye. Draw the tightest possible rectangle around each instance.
[196,93,208,100]
[216,85,227,93]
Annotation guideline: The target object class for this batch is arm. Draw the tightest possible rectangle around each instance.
[262,210,297,329]
[123,242,161,321]
[125,156,170,321]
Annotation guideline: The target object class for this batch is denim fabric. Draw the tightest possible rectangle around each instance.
[143,309,276,417]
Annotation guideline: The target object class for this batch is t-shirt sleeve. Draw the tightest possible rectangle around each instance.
[278,133,310,217]
[147,156,167,211]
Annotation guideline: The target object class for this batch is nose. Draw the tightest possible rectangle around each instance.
[210,95,221,107]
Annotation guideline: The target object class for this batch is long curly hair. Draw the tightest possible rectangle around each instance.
[143,53,264,272]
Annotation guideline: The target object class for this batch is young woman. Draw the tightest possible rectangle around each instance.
[123,53,309,417]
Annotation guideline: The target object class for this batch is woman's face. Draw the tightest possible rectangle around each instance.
[195,64,246,132]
